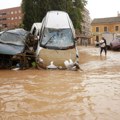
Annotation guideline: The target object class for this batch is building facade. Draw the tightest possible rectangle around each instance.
[91,14,120,44]
[76,7,92,45]
[81,8,91,39]
[0,6,22,30]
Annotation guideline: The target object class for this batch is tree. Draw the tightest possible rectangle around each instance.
[22,0,34,30]
[21,0,87,31]
[22,0,50,30]
[66,0,87,30]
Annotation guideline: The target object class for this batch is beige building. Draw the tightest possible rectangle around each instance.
[91,13,120,44]
[0,6,22,30]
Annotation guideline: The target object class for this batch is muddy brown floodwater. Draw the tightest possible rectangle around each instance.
[0,46,120,120]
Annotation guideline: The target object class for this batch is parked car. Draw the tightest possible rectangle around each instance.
[36,11,80,70]
[110,34,120,50]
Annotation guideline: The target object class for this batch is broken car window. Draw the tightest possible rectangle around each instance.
[40,28,75,49]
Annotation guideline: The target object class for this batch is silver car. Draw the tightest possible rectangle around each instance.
[110,35,120,50]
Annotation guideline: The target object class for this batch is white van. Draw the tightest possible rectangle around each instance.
[36,11,79,70]
[102,32,114,48]
[30,22,42,37]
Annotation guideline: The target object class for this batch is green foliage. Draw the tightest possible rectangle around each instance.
[21,0,87,31]
[66,0,87,31]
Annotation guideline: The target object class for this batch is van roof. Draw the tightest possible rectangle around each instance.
[32,23,42,30]
[45,11,72,29]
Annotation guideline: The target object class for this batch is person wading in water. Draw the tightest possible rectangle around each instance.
[99,37,107,56]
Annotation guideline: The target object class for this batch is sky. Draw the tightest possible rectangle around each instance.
[0,0,22,10]
[0,0,120,20]
[86,0,120,19]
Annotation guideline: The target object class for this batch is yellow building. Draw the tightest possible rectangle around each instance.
[91,15,120,45]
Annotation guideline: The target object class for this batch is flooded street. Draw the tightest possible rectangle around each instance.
[0,46,120,120]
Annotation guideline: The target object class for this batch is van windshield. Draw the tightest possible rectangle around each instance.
[40,28,75,49]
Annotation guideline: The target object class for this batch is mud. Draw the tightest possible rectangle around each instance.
[0,46,120,120]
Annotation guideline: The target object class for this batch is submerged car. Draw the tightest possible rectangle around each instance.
[0,28,29,55]
[110,34,120,50]
[0,31,4,36]
[0,28,34,69]
[36,11,80,70]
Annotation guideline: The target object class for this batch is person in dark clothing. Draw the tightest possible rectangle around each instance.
[99,37,107,56]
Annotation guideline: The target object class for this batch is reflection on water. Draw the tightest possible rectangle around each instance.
[0,46,120,120]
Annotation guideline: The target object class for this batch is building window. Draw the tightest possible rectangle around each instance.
[11,11,14,14]
[15,11,17,14]
[2,18,7,20]
[115,26,119,31]
[2,12,6,15]
[11,17,14,20]
[18,10,21,13]
[19,16,21,19]
[96,36,99,42]
[96,27,99,32]
[2,24,7,27]
[104,27,108,32]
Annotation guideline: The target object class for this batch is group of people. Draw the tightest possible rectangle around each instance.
[99,37,107,56]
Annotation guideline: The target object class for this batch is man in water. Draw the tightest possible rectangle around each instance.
[99,37,107,56]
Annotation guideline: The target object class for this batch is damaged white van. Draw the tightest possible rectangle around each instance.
[30,22,42,37]
[36,11,80,70]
